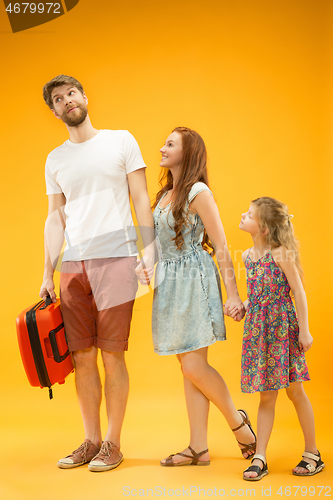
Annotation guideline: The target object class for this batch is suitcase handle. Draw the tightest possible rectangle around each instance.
[49,326,70,363]
[40,295,53,310]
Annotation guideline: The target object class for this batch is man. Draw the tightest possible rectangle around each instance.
[40,75,154,472]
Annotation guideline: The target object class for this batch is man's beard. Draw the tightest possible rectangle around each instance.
[61,103,88,127]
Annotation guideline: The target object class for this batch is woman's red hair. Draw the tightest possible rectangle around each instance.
[153,127,213,253]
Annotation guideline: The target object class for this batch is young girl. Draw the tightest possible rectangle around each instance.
[233,196,324,480]
[151,127,257,466]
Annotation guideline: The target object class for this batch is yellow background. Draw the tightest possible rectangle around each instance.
[0,1,332,499]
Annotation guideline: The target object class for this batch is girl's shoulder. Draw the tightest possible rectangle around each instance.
[271,246,295,265]
[242,248,251,263]
[188,182,213,203]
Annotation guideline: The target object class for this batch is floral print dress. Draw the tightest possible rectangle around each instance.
[241,250,310,393]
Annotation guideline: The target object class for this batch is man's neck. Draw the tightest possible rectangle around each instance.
[66,115,99,144]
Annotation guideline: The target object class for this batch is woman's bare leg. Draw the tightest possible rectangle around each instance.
[161,348,256,464]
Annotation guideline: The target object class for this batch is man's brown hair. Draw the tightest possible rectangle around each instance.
[43,75,84,109]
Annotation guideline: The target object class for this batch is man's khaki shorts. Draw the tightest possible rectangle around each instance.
[60,257,138,352]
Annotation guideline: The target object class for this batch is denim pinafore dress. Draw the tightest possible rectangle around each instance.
[152,182,226,355]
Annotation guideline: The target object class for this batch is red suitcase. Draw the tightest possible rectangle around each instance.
[16,296,74,399]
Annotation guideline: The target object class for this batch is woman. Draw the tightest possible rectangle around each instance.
[151,127,256,466]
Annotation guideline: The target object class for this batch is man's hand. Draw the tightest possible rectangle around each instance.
[135,258,154,286]
[40,193,66,304]
[39,277,56,302]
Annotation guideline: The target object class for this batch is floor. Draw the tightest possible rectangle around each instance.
[2,301,330,500]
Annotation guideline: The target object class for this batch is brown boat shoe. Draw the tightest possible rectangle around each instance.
[88,441,123,472]
[57,439,101,469]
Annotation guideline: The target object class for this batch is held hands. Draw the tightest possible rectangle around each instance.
[135,256,154,286]
[224,297,246,322]
[39,276,57,303]
[298,330,313,353]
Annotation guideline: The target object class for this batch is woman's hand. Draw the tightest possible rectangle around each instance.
[135,258,154,285]
[224,296,245,321]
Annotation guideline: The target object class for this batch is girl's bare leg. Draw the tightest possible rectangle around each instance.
[243,390,278,478]
[286,382,319,474]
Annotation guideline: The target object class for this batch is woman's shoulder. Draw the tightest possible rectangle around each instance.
[188,182,213,203]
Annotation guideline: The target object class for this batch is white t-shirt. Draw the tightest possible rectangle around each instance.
[45,129,146,261]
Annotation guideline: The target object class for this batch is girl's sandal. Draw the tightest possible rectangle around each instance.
[292,451,325,476]
[231,409,257,459]
[161,445,210,467]
[243,454,268,481]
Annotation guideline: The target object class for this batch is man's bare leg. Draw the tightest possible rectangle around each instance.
[101,350,129,448]
[57,346,102,468]
[73,346,102,447]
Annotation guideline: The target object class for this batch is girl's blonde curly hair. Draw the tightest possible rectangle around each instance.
[252,196,303,282]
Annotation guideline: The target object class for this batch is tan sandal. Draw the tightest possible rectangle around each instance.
[243,454,268,481]
[292,451,325,476]
[231,409,257,459]
[161,446,210,467]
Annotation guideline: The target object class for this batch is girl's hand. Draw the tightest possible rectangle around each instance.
[225,296,243,313]
[224,304,238,315]
[232,312,243,322]
[298,331,313,353]
[224,304,239,320]
[224,298,245,321]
